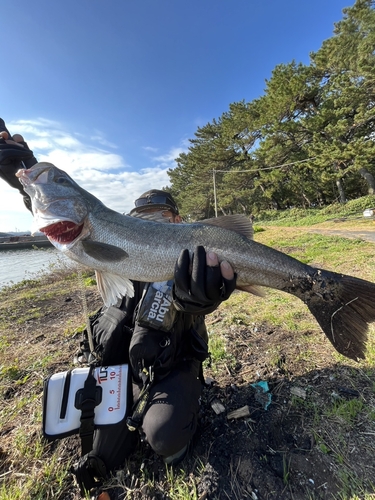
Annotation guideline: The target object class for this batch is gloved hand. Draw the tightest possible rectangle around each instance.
[0,118,36,168]
[0,119,38,212]
[173,245,236,314]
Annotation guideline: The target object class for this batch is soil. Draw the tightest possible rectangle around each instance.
[192,317,375,500]
[1,275,375,500]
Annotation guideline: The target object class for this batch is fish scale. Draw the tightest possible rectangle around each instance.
[88,207,308,288]
[16,162,375,361]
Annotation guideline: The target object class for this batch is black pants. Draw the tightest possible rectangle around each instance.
[138,358,202,457]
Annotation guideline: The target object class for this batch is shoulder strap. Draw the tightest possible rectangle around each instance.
[126,366,155,431]
[75,367,101,455]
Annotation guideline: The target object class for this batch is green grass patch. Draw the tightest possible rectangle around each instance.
[207,332,227,365]
[255,194,375,226]
[325,398,364,425]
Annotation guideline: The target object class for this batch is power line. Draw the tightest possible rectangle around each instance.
[213,156,316,174]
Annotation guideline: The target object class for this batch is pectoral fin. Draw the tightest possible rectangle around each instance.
[95,270,134,306]
[82,240,128,262]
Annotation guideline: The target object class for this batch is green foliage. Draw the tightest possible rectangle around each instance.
[0,364,24,381]
[84,276,96,286]
[168,1,375,220]
[255,194,375,226]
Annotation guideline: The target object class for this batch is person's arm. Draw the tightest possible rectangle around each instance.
[0,118,38,211]
[173,245,236,315]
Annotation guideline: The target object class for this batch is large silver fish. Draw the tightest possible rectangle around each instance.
[17,162,375,361]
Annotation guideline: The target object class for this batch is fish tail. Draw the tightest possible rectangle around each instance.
[305,272,375,361]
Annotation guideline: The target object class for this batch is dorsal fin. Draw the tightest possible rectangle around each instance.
[198,214,253,239]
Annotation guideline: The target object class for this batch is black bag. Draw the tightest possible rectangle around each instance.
[72,414,139,496]
[129,324,179,384]
[71,376,138,496]
[69,300,139,495]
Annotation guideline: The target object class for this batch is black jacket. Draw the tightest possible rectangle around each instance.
[87,280,209,384]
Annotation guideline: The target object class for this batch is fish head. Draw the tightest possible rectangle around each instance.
[16,162,97,245]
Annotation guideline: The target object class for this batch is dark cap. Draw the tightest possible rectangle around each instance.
[129,189,179,216]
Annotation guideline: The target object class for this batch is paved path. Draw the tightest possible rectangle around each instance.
[311,229,375,243]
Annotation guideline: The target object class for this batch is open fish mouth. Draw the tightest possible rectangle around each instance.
[40,221,84,244]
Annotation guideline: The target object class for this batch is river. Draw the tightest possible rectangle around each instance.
[0,247,68,289]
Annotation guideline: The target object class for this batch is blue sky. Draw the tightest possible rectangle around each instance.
[1,0,352,232]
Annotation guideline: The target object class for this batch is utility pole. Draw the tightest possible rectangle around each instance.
[213,169,218,217]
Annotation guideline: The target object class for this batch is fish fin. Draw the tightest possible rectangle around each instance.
[95,270,134,306]
[302,271,375,361]
[237,284,265,297]
[82,240,128,262]
[199,215,253,239]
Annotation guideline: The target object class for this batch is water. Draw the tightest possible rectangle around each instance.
[0,247,67,289]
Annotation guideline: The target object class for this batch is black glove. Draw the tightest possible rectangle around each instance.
[0,152,34,211]
[0,118,36,168]
[0,138,35,167]
[173,245,236,314]
[0,118,38,212]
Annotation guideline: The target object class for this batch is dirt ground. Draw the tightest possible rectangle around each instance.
[193,314,375,500]
[1,277,375,500]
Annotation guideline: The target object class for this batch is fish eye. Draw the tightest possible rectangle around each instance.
[55,176,71,185]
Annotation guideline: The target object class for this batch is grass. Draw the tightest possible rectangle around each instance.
[203,203,375,498]
[0,197,375,499]
[103,461,204,500]
[325,398,364,424]
[0,266,97,500]
[255,194,375,226]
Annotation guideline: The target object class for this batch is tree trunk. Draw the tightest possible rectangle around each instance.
[359,167,375,195]
[205,197,212,218]
[336,178,347,204]
[237,200,247,213]
[302,192,312,207]
[315,190,326,206]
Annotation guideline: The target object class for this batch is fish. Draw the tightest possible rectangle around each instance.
[16,162,375,361]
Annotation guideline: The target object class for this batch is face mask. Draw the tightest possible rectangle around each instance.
[130,210,173,223]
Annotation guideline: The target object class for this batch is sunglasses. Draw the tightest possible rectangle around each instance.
[134,195,178,213]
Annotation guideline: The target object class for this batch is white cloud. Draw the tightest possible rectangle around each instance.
[150,139,189,167]
[90,134,118,149]
[0,118,177,231]
[153,146,186,165]
[53,135,82,149]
